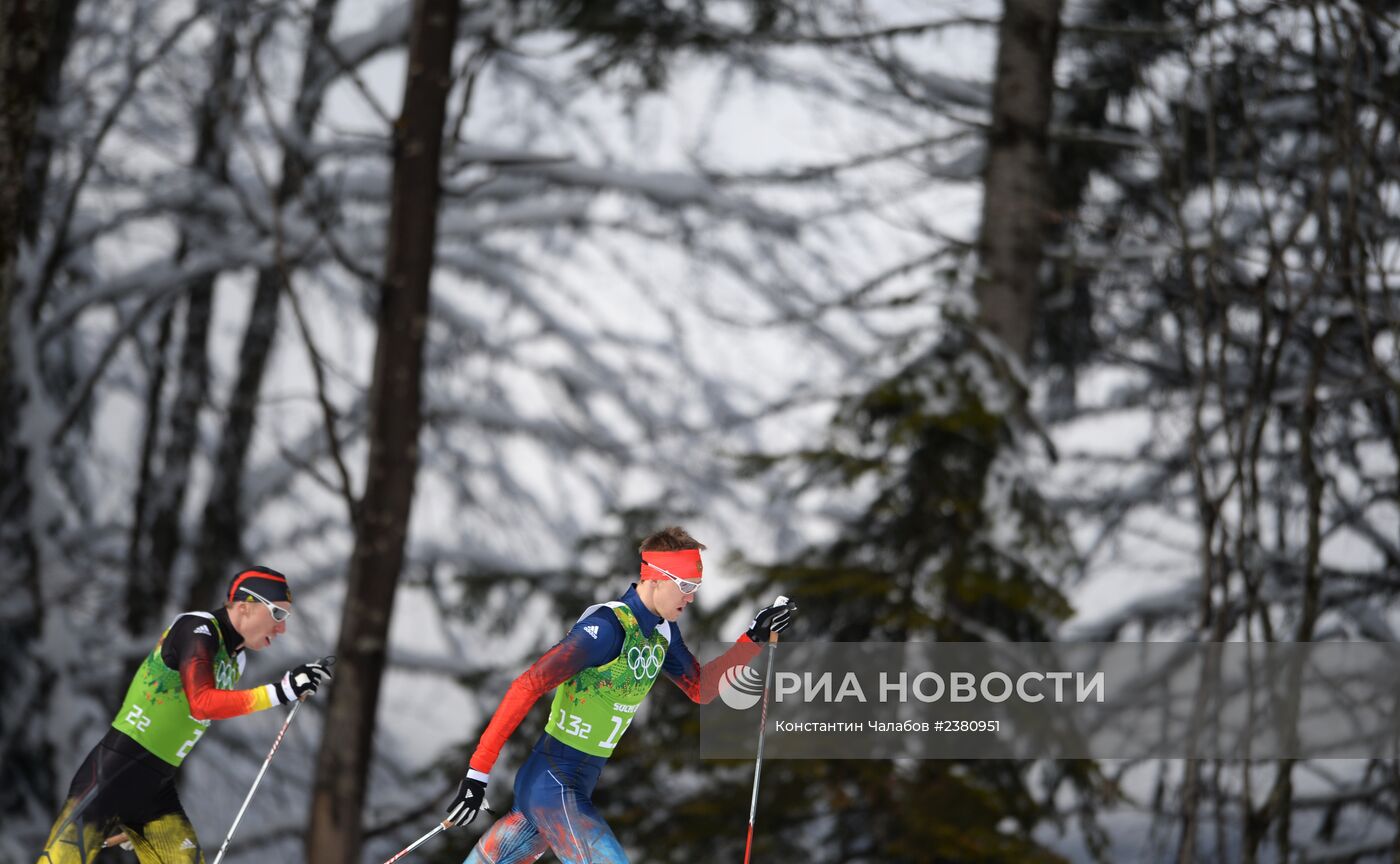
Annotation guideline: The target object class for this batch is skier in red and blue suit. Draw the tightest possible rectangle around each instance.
[445,526,796,863]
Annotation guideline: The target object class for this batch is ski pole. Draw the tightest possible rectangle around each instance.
[743,595,788,864]
[212,655,333,864]
[384,793,497,864]
[44,744,147,860]
[381,821,448,864]
[386,785,503,864]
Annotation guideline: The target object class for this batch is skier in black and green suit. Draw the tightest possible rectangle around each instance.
[36,567,330,863]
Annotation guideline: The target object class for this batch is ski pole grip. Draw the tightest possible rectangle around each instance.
[771,596,790,643]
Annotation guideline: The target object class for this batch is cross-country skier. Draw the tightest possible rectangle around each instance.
[444,526,796,863]
[36,566,331,863]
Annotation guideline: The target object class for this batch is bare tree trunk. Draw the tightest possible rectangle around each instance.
[189,0,341,609]
[1,0,77,609]
[976,0,1063,364]
[125,305,176,608]
[0,0,80,834]
[306,0,459,857]
[126,0,249,632]
[1,0,65,382]
[16,0,79,247]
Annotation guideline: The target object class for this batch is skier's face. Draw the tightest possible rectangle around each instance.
[239,599,291,651]
[654,577,699,622]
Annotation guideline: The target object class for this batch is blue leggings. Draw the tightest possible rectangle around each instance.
[464,746,627,864]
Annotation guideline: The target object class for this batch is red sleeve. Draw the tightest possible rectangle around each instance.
[666,634,762,704]
[172,628,276,721]
[468,636,598,774]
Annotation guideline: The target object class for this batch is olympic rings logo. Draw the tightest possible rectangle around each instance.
[627,644,665,680]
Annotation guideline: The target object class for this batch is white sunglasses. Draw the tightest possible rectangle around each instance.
[242,587,292,622]
[644,562,702,595]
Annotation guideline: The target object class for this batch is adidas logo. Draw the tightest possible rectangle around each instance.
[193,625,211,636]
[584,625,600,639]
[180,839,196,850]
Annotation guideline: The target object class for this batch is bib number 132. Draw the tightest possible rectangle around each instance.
[554,710,632,749]
[554,709,593,740]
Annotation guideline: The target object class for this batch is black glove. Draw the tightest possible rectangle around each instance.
[446,770,489,827]
[745,595,796,642]
[276,658,332,704]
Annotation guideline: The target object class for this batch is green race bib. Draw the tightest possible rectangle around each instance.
[111,613,243,766]
[545,603,669,758]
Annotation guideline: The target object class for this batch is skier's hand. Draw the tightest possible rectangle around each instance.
[445,770,489,827]
[745,595,796,643]
[276,659,332,704]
